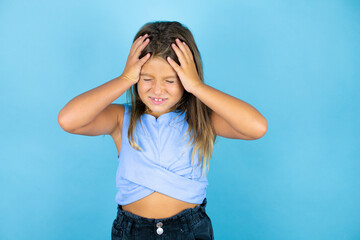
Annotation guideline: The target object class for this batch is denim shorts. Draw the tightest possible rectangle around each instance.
[111,197,214,240]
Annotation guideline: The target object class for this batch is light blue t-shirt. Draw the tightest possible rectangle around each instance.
[115,104,208,205]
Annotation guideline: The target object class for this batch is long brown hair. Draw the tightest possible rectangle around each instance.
[126,21,217,178]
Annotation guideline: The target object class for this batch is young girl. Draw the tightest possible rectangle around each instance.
[58,21,267,240]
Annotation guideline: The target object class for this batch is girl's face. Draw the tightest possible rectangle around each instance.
[137,56,184,118]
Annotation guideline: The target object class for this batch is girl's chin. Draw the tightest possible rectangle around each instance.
[145,105,175,114]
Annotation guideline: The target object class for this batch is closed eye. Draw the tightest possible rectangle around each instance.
[142,79,174,83]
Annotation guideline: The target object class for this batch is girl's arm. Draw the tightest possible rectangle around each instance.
[167,38,267,140]
[191,83,268,140]
[57,76,132,134]
[58,33,151,135]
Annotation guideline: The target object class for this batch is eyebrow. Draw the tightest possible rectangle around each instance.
[140,73,178,79]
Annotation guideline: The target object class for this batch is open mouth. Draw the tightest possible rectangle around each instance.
[149,97,168,105]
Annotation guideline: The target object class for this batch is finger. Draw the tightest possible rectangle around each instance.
[138,52,151,66]
[180,40,194,60]
[174,38,190,63]
[129,34,146,54]
[133,37,150,57]
[171,42,187,66]
[130,34,149,55]
[166,56,182,73]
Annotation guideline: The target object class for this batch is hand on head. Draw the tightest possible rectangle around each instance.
[121,33,151,85]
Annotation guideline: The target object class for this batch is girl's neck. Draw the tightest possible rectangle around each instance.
[144,106,177,115]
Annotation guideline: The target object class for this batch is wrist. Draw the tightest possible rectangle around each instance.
[188,82,205,94]
[118,74,137,87]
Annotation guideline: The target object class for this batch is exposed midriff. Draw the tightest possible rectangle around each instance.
[121,191,200,219]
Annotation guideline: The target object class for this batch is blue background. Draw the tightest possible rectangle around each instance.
[1,0,359,239]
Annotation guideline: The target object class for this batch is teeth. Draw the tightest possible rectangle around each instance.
[153,98,165,101]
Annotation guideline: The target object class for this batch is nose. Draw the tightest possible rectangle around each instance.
[153,80,164,95]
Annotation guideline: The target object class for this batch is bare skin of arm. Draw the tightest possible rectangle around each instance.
[57,76,131,135]
[167,38,268,140]
[57,33,152,136]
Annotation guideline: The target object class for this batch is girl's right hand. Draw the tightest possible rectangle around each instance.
[120,33,151,85]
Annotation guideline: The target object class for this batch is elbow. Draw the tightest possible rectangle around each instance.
[57,110,72,132]
[252,118,268,140]
[57,109,66,126]
[258,119,268,139]
[58,113,68,131]
[258,125,268,139]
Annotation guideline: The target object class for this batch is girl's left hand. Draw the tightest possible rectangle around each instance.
[167,38,203,93]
